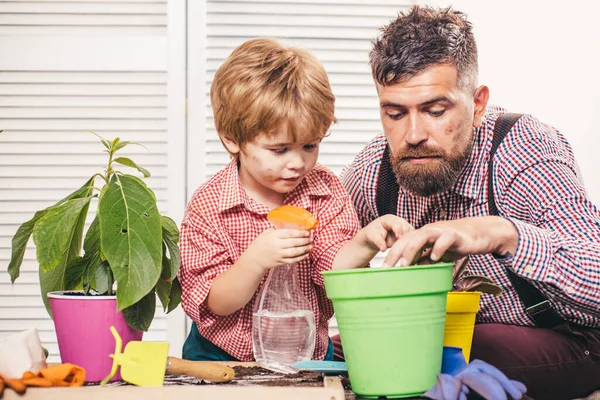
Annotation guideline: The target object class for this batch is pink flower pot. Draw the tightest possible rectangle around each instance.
[48,291,143,382]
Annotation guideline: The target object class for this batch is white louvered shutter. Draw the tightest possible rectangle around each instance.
[187,0,416,337]
[0,0,187,361]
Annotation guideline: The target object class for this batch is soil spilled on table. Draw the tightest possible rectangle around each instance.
[87,365,351,390]
[230,365,350,389]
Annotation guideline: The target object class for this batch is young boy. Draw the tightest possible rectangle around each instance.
[179,38,412,362]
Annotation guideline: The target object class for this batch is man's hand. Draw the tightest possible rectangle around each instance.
[383,216,518,268]
[243,228,313,272]
[332,214,413,270]
[360,214,414,252]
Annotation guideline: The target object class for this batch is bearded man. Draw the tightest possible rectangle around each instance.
[338,6,600,400]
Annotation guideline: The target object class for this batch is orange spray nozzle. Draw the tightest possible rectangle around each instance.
[267,206,318,231]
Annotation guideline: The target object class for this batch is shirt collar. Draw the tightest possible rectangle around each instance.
[218,159,247,212]
[452,108,503,200]
[218,159,332,213]
[451,122,488,200]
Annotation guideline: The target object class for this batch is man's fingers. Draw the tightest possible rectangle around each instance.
[429,231,457,261]
[374,229,388,252]
[383,229,440,267]
[383,240,409,267]
[385,234,398,248]
[393,222,414,239]
[400,233,432,266]
[380,215,414,239]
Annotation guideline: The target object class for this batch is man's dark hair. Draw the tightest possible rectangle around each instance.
[370,6,478,91]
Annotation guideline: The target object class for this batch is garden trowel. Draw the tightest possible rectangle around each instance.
[101,326,235,386]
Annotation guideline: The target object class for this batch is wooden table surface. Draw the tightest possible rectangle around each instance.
[2,361,348,400]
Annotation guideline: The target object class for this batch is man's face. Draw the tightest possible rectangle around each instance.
[377,64,487,197]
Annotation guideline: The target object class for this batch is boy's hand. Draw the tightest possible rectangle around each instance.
[244,228,313,272]
[361,214,414,253]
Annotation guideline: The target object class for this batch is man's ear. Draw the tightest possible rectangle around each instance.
[220,135,241,155]
[472,85,489,128]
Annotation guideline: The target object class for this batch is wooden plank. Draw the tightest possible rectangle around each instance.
[3,362,346,400]
[3,384,345,400]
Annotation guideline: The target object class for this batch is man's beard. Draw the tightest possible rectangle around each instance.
[390,135,473,197]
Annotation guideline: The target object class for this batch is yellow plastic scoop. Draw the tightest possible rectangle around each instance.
[267,205,318,230]
[101,326,235,386]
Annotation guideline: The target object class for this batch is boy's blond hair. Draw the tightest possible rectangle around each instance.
[210,38,336,155]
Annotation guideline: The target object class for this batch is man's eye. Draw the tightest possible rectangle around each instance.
[428,109,446,117]
[387,112,403,120]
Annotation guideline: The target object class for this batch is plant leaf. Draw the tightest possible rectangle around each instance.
[161,215,180,280]
[64,256,86,290]
[156,242,172,311]
[454,275,503,296]
[34,197,92,271]
[156,278,171,312]
[84,215,100,254]
[110,137,121,152]
[79,216,104,293]
[8,209,49,283]
[94,260,113,295]
[473,282,503,296]
[122,291,156,331]
[99,174,162,311]
[113,157,151,178]
[34,196,92,315]
[167,276,182,313]
[113,141,133,152]
[157,216,181,312]
[452,256,470,282]
[89,131,111,151]
[7,177,94,283]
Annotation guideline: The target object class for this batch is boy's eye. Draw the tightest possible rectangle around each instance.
[303,143,318,151]
[270,148,287,154]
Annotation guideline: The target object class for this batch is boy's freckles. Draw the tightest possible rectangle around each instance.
[263,169,276,180]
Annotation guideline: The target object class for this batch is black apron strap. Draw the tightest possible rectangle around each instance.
[376,145,400,216]
[489,113,564,329]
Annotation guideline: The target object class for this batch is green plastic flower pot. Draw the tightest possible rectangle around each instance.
[322,263,453,398]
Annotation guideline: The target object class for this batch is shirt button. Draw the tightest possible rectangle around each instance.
[584,350,590,356]
[440,209,447,218]
[524,266,534,276]
[566,285,576,294]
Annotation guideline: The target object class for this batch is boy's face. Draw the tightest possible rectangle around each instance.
[226,125,321,207]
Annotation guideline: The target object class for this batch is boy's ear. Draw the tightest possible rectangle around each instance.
[220,136,241,155]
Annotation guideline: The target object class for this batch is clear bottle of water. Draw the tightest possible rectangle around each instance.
[252,207,318,374]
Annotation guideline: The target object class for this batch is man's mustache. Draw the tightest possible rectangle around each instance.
[398,146,445,159]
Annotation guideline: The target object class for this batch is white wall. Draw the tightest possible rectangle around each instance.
[426,0,600,204]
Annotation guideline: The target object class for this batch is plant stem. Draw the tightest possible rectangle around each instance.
[105,149,115,183]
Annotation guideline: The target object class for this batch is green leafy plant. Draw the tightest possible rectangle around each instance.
[7,132,181,331]
[452,256,502,296]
